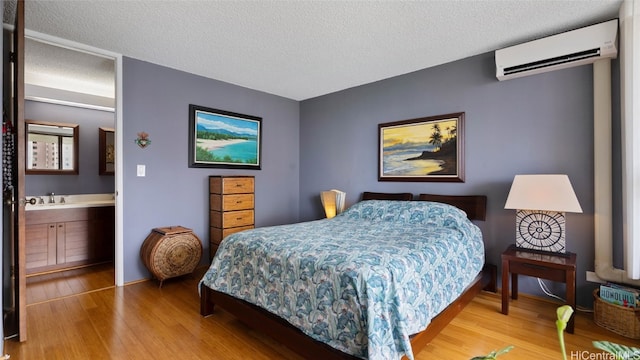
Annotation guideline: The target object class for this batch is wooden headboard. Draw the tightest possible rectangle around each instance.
[361,191,413,201]
[418,194,487,221]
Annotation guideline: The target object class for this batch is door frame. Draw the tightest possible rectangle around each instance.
[24,30,125,286]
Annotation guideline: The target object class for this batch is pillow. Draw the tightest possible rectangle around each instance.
[341,199,470,227]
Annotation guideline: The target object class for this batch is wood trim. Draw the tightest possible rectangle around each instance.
[361,192,413,201]
[14,0,27,341]
[98,127,114,175]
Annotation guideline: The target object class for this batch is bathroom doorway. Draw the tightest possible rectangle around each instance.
[21,36,117,305]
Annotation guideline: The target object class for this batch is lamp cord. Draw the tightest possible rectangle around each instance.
[537,278,594,313]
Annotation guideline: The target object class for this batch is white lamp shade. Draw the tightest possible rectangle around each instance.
[504,174,582,213]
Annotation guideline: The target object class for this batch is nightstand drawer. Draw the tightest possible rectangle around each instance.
[210,177,254,194]
[509,261,567,282]
[210,210,254,228]
[210,193,254,211]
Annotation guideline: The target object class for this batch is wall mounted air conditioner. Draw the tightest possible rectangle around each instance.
[495,19,618,81]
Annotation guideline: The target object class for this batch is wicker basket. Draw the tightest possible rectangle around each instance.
[140,226,202,287]
[593,289,640,339]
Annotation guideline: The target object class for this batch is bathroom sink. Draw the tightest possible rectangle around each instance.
[25,193,115,211]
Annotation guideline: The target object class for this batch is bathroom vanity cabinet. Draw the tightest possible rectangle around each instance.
[25,206,114,274]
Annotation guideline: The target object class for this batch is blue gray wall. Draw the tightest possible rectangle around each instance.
[122,57,300,282]
[300,52,608,307]
[24,100,115,195]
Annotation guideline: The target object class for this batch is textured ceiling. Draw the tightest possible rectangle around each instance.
[4,0,623,101]
[25,38,115,99]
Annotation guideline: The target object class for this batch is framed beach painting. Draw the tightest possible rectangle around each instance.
[378,112,464,182]
[188,104,262,169]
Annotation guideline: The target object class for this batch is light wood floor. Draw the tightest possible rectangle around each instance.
[26,263,115,305]
[5,267,637,360]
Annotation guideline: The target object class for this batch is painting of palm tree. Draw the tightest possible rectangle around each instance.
[378,112,464,182]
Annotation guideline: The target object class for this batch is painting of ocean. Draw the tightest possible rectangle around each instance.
[378,113,463,181]
[210,140,258,163]
[382,146,443,176]
[189,104,262,169]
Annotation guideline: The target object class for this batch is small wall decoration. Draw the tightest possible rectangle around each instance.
[99,127,115,175]
[378,112,464,182]
[188,104,262,169]
[135,131,151,148]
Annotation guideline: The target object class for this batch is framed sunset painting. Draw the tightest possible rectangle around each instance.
[378,112,464,182]
[188,104,262,169]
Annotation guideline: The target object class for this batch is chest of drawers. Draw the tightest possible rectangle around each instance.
[209,176,254,260]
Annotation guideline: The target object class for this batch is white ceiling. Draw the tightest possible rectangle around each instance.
[4,0,623,101]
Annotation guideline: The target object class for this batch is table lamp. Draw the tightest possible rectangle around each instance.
[504,174,582,254]
[320,189,345,219]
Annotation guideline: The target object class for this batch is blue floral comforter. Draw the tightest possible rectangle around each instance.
[200,200,485,360]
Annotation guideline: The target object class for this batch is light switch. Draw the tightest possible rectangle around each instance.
[137,164,146,177]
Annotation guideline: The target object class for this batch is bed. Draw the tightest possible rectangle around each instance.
[200,193,496,360]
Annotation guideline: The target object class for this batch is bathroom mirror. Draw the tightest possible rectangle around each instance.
[26,120,79,175]
[99,127,115,175]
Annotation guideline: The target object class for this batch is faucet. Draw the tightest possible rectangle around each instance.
[38,196,44,204]
[49,192,55,204]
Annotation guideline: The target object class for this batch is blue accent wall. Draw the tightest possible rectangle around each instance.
[122,57,300,282]
[300,52,610,307]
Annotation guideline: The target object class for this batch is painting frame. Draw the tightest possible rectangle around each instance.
[188,104,262,170]
[98,127,115,175]
[378,112,465,182]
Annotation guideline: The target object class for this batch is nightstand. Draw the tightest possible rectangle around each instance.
[501,244,577,333]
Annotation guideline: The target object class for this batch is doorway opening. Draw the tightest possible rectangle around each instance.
[21,36,117,305]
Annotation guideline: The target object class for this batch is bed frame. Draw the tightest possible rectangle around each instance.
[200,193,496,359]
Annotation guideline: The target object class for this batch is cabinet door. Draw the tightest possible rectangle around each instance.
[25,223,56,270]
[63,220,91,263]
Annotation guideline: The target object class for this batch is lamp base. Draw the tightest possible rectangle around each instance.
[515,209,566,254]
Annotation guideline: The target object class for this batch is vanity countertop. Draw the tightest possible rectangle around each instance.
[25,193,115,211]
